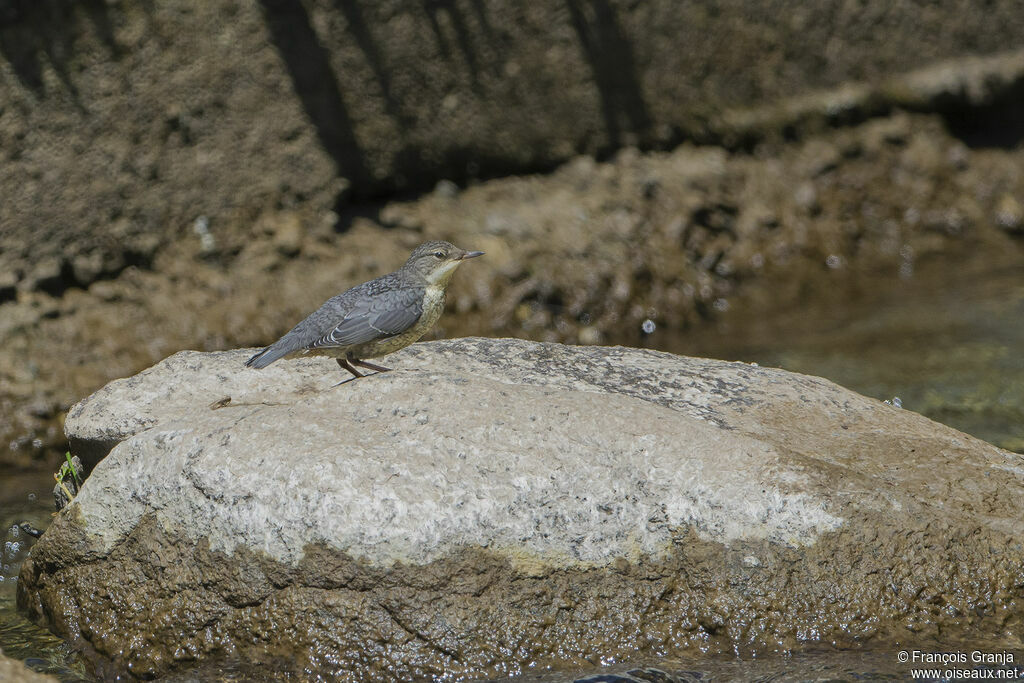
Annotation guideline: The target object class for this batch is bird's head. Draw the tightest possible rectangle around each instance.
[404,240,484,286]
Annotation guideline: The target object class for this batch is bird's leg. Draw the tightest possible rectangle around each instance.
[352,359,392,373]
[337,358,364,378]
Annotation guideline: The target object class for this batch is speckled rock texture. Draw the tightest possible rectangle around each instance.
[18,338,1024,680]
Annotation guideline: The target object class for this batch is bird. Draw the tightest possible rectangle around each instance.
[245,240,483,380]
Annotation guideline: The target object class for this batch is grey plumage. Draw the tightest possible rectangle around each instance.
[245,240,483,377]
[245,274,424,369]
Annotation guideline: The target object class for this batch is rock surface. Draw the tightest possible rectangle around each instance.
[19,339,1024,680]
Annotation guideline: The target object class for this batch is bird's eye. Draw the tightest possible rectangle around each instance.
[433,251,445,259]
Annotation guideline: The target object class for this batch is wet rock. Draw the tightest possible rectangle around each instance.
[19,339,1024,680]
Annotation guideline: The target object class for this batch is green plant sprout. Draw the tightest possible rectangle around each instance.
[54,451,82,504]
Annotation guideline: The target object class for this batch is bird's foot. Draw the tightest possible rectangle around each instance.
[352,359,392,373]
[337,358,364,378]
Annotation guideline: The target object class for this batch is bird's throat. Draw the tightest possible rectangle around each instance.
[425,260,463,287]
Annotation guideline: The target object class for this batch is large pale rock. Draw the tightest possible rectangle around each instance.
[18,339,1024,680]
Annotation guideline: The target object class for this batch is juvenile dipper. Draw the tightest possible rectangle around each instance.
[246,240,483,379]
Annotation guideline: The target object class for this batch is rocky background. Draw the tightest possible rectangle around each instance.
[3,0,1024,467]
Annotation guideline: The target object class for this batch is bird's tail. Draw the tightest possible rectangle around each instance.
[245,344,289,369]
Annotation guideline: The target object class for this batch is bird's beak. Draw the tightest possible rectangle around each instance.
[461,251,484,259]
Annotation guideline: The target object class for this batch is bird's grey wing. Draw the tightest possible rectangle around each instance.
[310,287,424,348]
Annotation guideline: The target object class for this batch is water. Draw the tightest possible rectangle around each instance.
[663,252,1024,453]
[0,467,88,680]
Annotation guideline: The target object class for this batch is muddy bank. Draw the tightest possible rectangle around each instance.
[3,107,1024,467]
[5,0,1024,295]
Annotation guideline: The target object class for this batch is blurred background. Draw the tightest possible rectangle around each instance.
[1,0,1023,674]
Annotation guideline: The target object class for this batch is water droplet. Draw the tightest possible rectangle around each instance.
[193,216,215,253]
[641,319,656,334]
[27,493,36,502]
[713,298,730,312]
[31,438,43,449]
[826,254,842,269]
[892,396,902,408]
